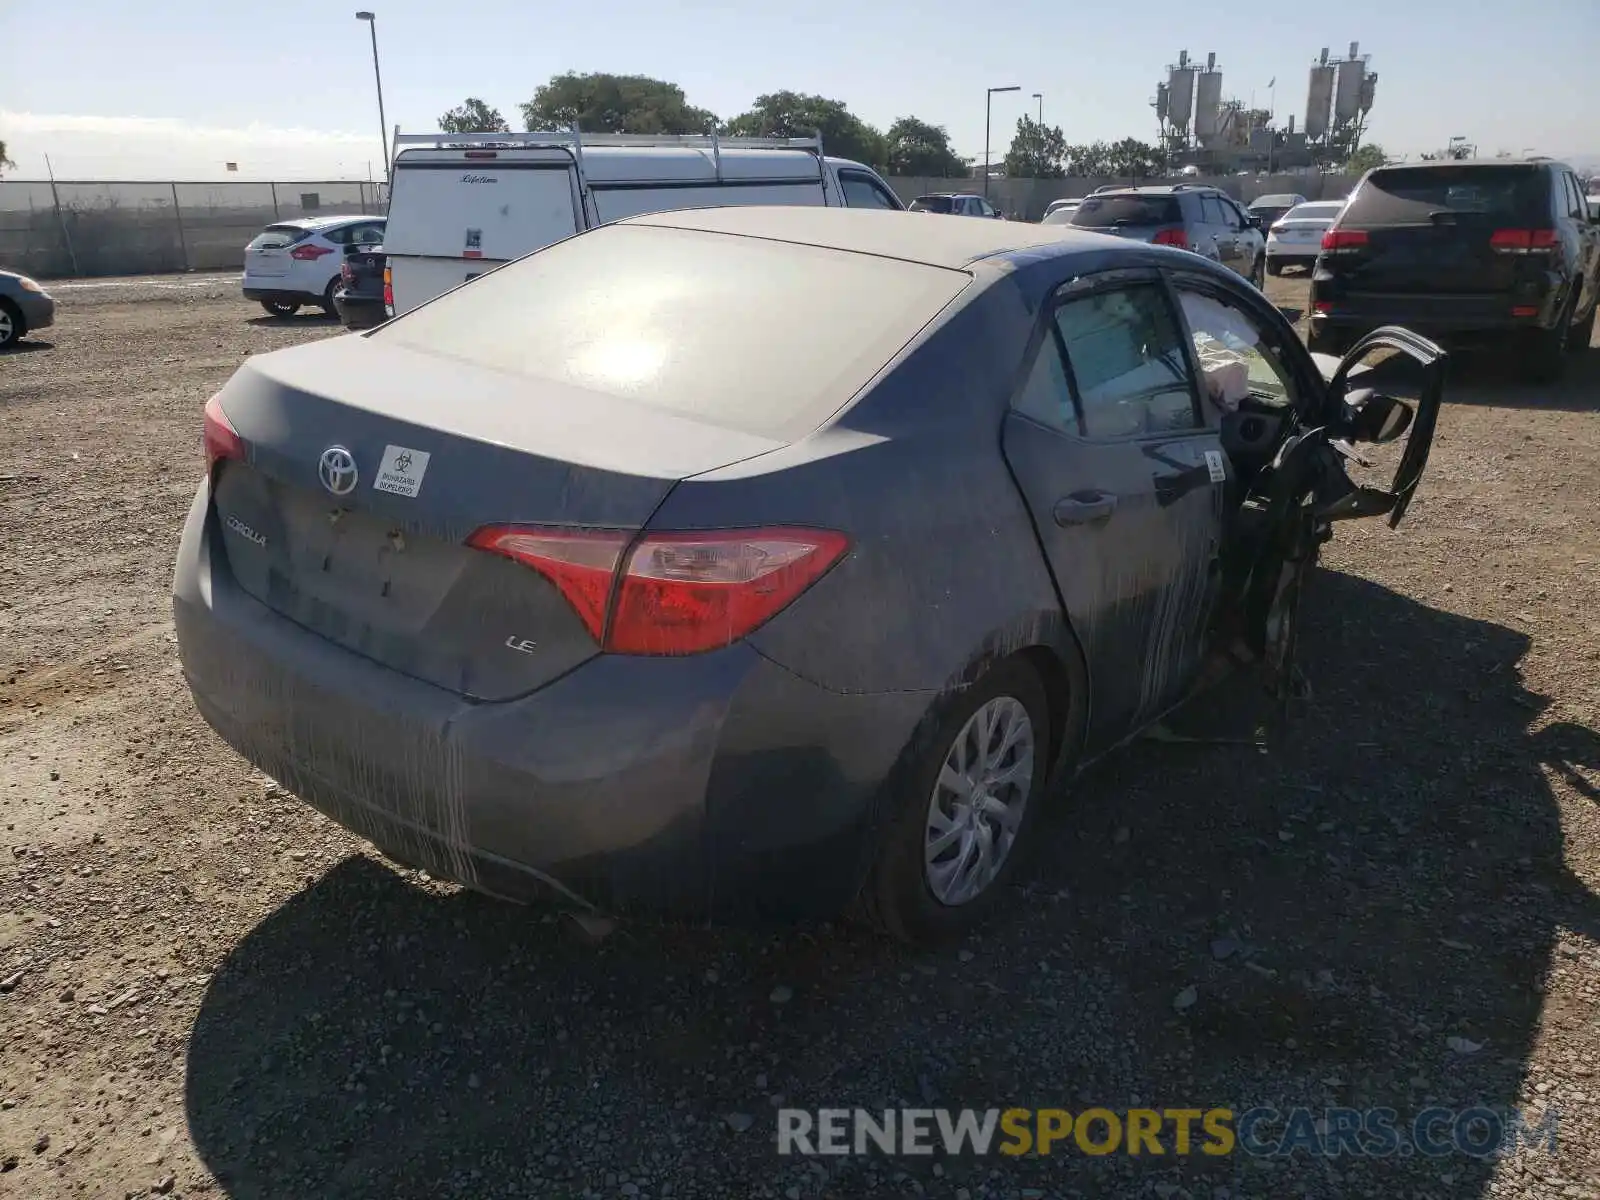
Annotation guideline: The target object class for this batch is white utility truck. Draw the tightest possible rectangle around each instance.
[380,129,906,317]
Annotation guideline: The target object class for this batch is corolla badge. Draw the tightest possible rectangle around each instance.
[318,446,359,496]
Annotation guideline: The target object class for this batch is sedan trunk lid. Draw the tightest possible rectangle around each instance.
[208,337,781,701]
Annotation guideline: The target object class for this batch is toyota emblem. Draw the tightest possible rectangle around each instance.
[318,446,359,496]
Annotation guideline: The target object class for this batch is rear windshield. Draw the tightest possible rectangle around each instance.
[1070,195,1181,227]
[379,224,970,440]
[247,224,312,250]
[909,196,955,213]
[1345,166,1548,224]
[1280,202,1343,223]
[1251,194,1301,209]
[1041,208,1078,226]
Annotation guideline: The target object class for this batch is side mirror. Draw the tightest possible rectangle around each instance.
[1342,387,1414,443]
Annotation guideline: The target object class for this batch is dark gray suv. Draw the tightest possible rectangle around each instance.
[1065,185,1267,287]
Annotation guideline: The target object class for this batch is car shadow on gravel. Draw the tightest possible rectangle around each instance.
[184,569,1599,1199]
[0,340,54,355]
[245,313,340,329]
[1442,343,1600,412]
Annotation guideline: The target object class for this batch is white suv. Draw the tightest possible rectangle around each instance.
[242,215,385,317]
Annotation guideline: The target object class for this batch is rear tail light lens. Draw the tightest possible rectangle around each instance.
[383,266,393,308]
[341,261,354,284]
[203,394,245,473]
[1490,228,1558,253]
[288,243,334,260]
[1511,305,1540,317]
[1313,300,1332,313]
[468,525,850,656]
[1152,228,1188,248]
[1321,229,1369,252]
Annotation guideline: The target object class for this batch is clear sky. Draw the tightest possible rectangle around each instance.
[2,0,1595,179]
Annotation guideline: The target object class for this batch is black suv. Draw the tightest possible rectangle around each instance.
[1309,159,1600,380]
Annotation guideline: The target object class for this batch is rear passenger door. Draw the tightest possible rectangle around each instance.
[1001,269,1228,750]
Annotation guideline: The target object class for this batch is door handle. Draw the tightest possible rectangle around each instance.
[1053,491,1118,526]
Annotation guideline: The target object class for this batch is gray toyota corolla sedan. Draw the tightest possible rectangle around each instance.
[174,206,1442,942]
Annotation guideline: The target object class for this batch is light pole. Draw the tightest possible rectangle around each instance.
[1032,92,1043,125]
[984,85,1020,198]
[355,11,389,185]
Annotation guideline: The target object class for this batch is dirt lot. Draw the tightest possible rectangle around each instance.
[1,272,1598,1200]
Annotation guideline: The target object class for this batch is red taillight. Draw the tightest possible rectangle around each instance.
[467,525,851,656]
[1152,228,1188,248]
[1321,229,1369,252]
[203,394,244,473]
[383,266,393,308]
[1511,305,1539,317]
[341,261,354,283]
[288,243,333,260]
[1490,228,1557,253]
[1313,300,1332,313]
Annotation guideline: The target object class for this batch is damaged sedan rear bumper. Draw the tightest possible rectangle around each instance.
[171,480,925,920]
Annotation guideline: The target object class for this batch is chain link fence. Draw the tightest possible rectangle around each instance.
[0,180,387,279]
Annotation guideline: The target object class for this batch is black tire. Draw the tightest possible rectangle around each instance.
[1266,259,1283,277]
[1565,298,1596,352]
[321,276,341,315]
[1306,326,1347,356]
[0,299,22,350]
[1249,256,1266,289]
[860,657,1053,944]
[260,299,300,318]
[1524,318,1568,384]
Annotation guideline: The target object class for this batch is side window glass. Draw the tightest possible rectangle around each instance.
[322,225,351,245]
[1012,333,1076,434]
[1053,285,1196,438]
[840,172,900,210]
[1176,287,1298,415]
[1566,175,1586,219]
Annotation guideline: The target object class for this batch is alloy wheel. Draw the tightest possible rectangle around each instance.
[924,695,1035,906]
[0,308,14,347]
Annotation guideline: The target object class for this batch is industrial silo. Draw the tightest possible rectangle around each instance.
[1334,42,1365,126]
[1168,61,1196,134]
[1305,55,1335,140]
[1195,54,1223,140]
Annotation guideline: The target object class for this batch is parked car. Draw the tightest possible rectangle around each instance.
[243,215,386,318]
[1067,185,1267,286]
[1309,159,1600,380]
[909,193,1005,219]
[333,243,388,330]
[382,129,904,316]
[176,207,1442,941]
[1247,192,1308,231]
[1266,200,1345,274]
[1041,198,1081,222]
[0,268,55,350]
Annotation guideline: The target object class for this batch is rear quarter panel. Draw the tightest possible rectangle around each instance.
[653,276,1067,696]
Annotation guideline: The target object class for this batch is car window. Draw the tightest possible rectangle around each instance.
[1052,284,1196,438]
[1563,173,1586,219]
[1013,332,1077,434]
[1223,198,1250,228]
[909,196,955,214]
[839,171,901,210]
[1175,287,1296,414]
[247,224,311,251]
[1070,195,1182,227]
[322,224,358,245]
[1199,196,1230,225]
[1346,165,1548,224]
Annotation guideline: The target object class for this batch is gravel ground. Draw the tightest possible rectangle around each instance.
[1,272,1598,1200]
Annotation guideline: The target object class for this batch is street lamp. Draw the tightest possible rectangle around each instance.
[1032,93,1043,125]
[355,11,389,185]
[984,85,1021,198]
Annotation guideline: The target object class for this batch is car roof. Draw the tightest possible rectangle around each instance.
[618,206,1113,270]
[1371,158,1567,172]
[268,214,382,231]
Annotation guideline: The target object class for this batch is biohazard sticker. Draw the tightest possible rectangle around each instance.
[373,445,431,498]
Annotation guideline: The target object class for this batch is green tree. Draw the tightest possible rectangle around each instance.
[885,116,965,177]
[520,73,716,134]
[1105,138,1163,179]
[726,91,886,170]
[1002,117,1067,179]
[1342,143,1387,173]
[1065,141,1113,176]
[439,98,510,134]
